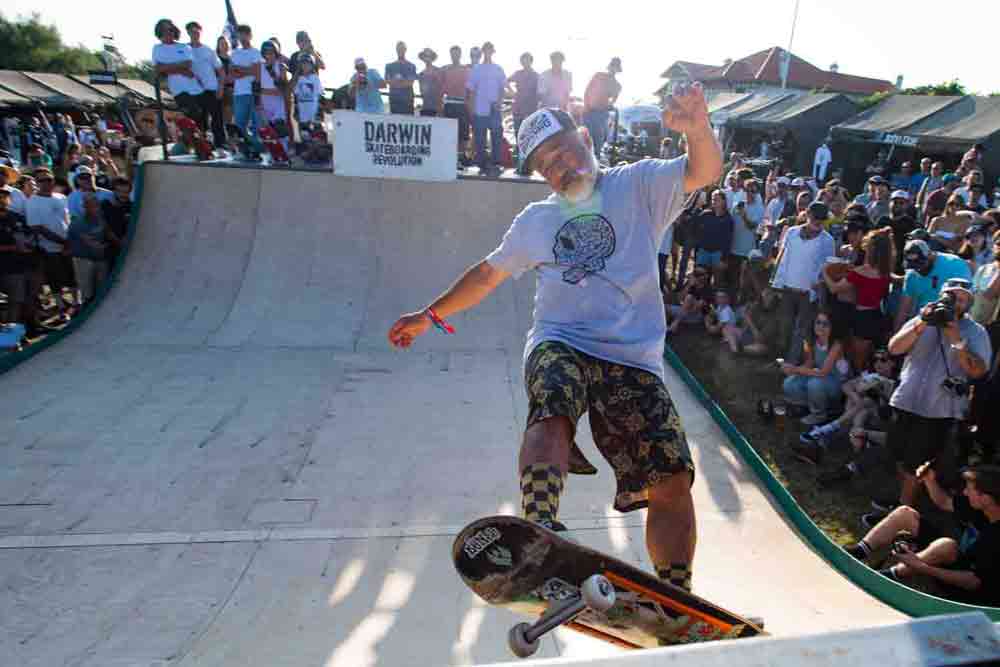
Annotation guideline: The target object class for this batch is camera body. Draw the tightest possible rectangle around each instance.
[921,292,957,327]
[941,376,970,398]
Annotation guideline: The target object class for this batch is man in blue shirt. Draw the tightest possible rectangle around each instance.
[893,239,973,333]
[351,58,386,114]
[466,42,507,177]
[385,42,417,115]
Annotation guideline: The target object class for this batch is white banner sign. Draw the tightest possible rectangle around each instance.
[332,110,458,182]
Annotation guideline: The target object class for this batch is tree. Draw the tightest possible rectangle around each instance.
[901,80,966,97]
[0,12,103,73]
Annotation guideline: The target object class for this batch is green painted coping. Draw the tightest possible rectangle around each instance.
[664,345,1000,621]
[0,164,147,375]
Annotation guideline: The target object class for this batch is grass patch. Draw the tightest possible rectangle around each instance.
[670,329,890,546]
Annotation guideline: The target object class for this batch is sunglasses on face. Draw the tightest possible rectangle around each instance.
[815,319,831,327]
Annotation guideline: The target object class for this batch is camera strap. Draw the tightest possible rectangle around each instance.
[937,328,952,378]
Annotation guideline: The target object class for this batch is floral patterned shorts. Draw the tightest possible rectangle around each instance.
[525,341,695,512]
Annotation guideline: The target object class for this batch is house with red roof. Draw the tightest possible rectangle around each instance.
[657,46,896,100]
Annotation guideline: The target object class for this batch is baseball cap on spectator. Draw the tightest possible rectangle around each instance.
[75,166,94,177]
[33,167,53,179]
[904,238,931,261]
[176,117,198,131]
[354,57,365,67]
[516,107,577,171]
[890,190,910,201]
[868,175,886,185]
[791,177,806,188]
[966,223,988,238]
[807,201,829,220]
[940,277,974,299]
[776,176,790,186]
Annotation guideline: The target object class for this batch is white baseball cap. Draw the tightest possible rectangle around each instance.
[776,176,791,186]
[791,177,806,187]
[516,108,577,170]
[354,57,365,66]
[890,189,910,200]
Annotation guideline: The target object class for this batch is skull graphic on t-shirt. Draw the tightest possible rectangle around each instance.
[552,214,616,284]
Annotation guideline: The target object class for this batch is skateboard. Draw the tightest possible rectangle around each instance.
[453,515,764,658]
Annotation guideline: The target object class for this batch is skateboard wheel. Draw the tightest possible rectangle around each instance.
[580,574,616,612]
[508,622,540,658]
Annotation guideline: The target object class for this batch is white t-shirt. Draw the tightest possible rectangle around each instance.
[538,69,572,109]
[814,144,832,180]
[231,47,263,96]
[152,42,204,97]
[190,44,223,91]
[771,226,836,295]
[486,157,688,379]
[294,74,323,123]
[25,193,69,252]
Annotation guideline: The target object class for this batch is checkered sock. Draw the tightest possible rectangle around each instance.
[656,563,692,592]
[520,464,564,525]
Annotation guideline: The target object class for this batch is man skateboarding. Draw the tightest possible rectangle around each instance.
[388,83,722,593]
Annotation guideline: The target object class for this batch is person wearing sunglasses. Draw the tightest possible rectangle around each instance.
[780,310,848,425]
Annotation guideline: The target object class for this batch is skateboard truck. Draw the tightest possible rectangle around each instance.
[508,574,616,658]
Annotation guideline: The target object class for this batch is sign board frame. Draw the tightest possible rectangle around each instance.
[332,110,458,182]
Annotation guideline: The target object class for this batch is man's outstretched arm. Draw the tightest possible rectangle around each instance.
[388,260,510,348]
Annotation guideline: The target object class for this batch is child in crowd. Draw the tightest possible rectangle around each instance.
[294,55,323,128]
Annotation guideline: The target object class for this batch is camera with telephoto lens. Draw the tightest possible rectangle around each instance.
[921,292,957,327]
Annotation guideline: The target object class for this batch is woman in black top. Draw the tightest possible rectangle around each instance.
[216,36,234,124]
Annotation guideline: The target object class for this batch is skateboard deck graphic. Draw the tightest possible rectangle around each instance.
[453,516,764,653]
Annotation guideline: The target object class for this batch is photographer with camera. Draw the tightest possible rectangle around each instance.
[843,464,1000,606]
[883,277,990,513]
[892,239,972,334]
[351,57,386,114]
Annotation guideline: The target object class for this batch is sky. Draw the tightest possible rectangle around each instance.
[8,0,1000,102]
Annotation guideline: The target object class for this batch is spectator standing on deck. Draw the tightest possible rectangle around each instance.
[351,57,386,114]
[507,53,539,141]
[186,21,227,149]
[386,42,418,115]
[152,19,205,124]
[289,31,325,75]
[581,58,622,160]
[293,56,323,126]
[417,49,442,117]
[441,46,471,166]
[539,51,572,111]
[466,42,506,178]
[230,25,263,138]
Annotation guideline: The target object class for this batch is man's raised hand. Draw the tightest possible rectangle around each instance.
[663,82,710,135]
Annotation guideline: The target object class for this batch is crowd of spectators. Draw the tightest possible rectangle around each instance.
[0,121,133,347]
[151,18,624,174]
[662,145,1000,606]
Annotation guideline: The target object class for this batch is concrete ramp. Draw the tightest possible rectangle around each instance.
[1,164,903,666]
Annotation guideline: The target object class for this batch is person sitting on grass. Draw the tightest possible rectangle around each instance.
[843,463,1000,607]
[666,264,712,336]
[780,309,848,426]
[793,348,897,471]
